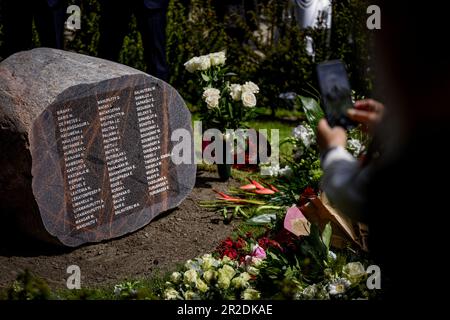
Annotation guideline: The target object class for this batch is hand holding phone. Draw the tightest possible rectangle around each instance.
[316,60,356,130]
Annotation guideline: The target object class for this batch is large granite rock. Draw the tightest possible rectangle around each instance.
[0,48,195,247]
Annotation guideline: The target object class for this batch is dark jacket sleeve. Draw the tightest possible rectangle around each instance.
[320,156,371,222]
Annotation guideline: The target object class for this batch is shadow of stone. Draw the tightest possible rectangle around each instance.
[194,172,223,189]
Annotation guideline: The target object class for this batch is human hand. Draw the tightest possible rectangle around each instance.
[317,118,347,153]
[347,99,384,133]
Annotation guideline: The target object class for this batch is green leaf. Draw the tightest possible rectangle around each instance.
[298,95,324,129]
[268,252,280,261]
[321,223,332,251]
[246,213,277,225]
[300,224,328,268]
[201,73,210,82]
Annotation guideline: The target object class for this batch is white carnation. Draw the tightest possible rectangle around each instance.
[202,87,221,109]
[292,123,316,148]
[241,91,257,108]
[347,138,363,157]
[263,163,280,177]
[278,165,293,177]
[242,81,259,94]
[229,84,242,101]
[209,51,226,66]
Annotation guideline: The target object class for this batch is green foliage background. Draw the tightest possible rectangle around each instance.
[0,0,375,110]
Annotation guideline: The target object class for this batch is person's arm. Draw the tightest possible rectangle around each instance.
[320,145,369,221]
[317,119,369,221]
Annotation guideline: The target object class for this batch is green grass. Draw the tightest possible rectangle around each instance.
[247,118,294,161]
[191,110,296,162]
[254,106,305,120]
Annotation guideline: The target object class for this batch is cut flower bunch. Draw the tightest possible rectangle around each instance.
[184,51,259,131]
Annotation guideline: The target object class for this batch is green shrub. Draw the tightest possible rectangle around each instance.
[0,0,374,112]
[7,270,52,300]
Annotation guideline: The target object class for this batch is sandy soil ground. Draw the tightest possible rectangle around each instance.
[0,170,238,290]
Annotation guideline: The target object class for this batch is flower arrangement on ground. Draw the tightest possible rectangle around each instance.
[162,221,376,300]
[162,252,263,300]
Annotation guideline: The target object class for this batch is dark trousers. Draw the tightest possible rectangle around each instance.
[0,0,66,59]
[98,1,169,82]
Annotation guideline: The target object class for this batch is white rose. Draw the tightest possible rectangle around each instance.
[221,255,233,265]
[229,84,242,101]
[203,270,218,284]
[246,266,260,276]
[170,272,182,284]
[241,91,257,108]
[217,275,231,290]
[183,290,199,300]
[196,279,209,293]
[184,56,200,73]
[218,265,236,280]
[242,81,259,94]
[163,288,180,300]
[184,259,194,269]
[201,254,218,270]
[231,272,251,289]
[202,87,221,109]
[183,269,198,285]
[209,51,226,66]
[343,262,366,283]
[242,288,260,300]
[198,55,211,71]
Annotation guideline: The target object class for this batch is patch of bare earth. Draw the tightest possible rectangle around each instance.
[0,170,238,290]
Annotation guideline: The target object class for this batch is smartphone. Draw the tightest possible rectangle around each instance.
[316,60,356,130]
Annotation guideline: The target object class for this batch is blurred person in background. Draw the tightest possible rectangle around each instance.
[97,0,169,81]
[213,0,258,44]
[0,0,67,59]
[316,1,449,300]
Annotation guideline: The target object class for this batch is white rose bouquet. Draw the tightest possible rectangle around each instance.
[184,51,259,131]
[162,254,261,300]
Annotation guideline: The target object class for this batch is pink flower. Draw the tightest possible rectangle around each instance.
[251,244,266,260]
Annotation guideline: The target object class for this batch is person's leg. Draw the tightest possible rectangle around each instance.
[0,0,33,58]
[136,7,169,81]
[244,0,258,32]
[97,1,132,62]
[33,0,66,49]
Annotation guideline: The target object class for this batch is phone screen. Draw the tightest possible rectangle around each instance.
[316,60,355,129]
